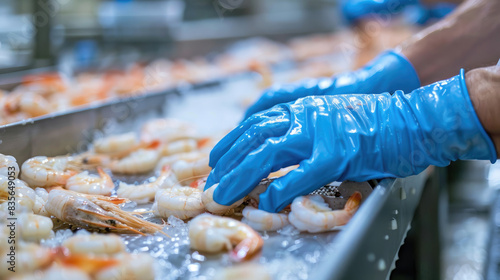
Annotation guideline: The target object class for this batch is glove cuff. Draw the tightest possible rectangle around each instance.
[458,69,497,163]
[338,50,420,95]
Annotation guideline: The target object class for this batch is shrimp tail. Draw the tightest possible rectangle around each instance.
[54,247,119,273]
[344,191,362,214]
[230,237,263,262]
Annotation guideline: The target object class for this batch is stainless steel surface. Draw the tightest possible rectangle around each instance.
[0,88,178,163]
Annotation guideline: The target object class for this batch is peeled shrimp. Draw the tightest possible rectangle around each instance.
[0,153,19,178]
[62,234,126,255]
[189,213,263,261]
[21,156,79,188]
[202,183,244,215]
[65,168,114,196]
[0,175,38,213]
[171,158,211,185]
[8,263,92,280]
[140,118,196,144]
[159,139,198,156]
[288,192,362,233]
[155,151,208,174]
[241,206,290,231]
[214,263,272,280]
[95,253,156,280]
[0,243,54,278]
[152,187,205,220]
[18,212,54,242]
[108,149,160,174]
[93,132,139,156]
[117,166,177,203]
[45,189,164,235]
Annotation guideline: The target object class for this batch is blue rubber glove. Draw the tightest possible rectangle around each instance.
[243,50,420,120]
[341,0,455,25]
[206,69,496,212]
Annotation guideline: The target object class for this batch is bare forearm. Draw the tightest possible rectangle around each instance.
[467,65,500,158]
[399,0,500,86]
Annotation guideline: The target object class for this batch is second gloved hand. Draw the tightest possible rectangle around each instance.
[206,70,496,212]
[243,50,420,120]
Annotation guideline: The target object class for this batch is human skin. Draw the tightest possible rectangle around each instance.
[466,65,500,158]
[399,0,500,86]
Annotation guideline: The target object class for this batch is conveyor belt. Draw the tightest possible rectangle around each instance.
[0,67,430,280]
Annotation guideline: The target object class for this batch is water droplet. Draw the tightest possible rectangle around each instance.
[367,253,375,262]
[391,218,398,230]
[394,210,398,215]
[411,187,416,195]
[384,235,389,240]
[378,259,386,271]
[400,188,407,200]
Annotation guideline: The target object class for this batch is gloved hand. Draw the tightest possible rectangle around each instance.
[243,50,420,119]
[342,0,418,24]
[206,69,496,212]
[341,0,456,25]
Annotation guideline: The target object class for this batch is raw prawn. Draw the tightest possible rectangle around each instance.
[154,151,208,174]
[117,166,177,203]
[288,191,362,233]
[62,233,126,255]
[107,149,160,174]
[140,118,197,144]
[152,187,205,220]
[45,189,164,235]
[241,206,290,231]
[17,212,54,242]
[95,253,156,280]
[92,132,139,156]
[21,156,80,188]
[171,158,211,185]
[202,183,244,215]
[0,153,19,177]
[65,168,114,196]
[188,213,263,261]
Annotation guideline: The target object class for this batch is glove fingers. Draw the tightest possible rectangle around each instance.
[205,118,290,189]
[209,108,286,168]
[259,158,339,212]
[212,139,307,206]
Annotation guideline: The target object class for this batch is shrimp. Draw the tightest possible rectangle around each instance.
[188,213,263,261]
[171,158,211,185]
[95,253,156,280]
[140,118,197,144]
[0,243,55,278]
[288,191,362,233]
[108,149,160,174]
[20,156,80,188]
[202,183,244,215]
[65,168,114,196]
[214,263,272,280]
[0,153,19,178]
[117,166,177,203]
[0,175,38,213]
[93,132,139,156]
[18,212,54,242]
[155,151,208,174]
[159,139,198,156]
[152,187,205,220]
[241,206,290,231]
[62,234,126,255]
[45,189,164,235]
[33,188,50,216]
[8,263,92,280]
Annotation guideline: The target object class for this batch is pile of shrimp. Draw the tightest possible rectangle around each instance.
[0,117,367,278]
